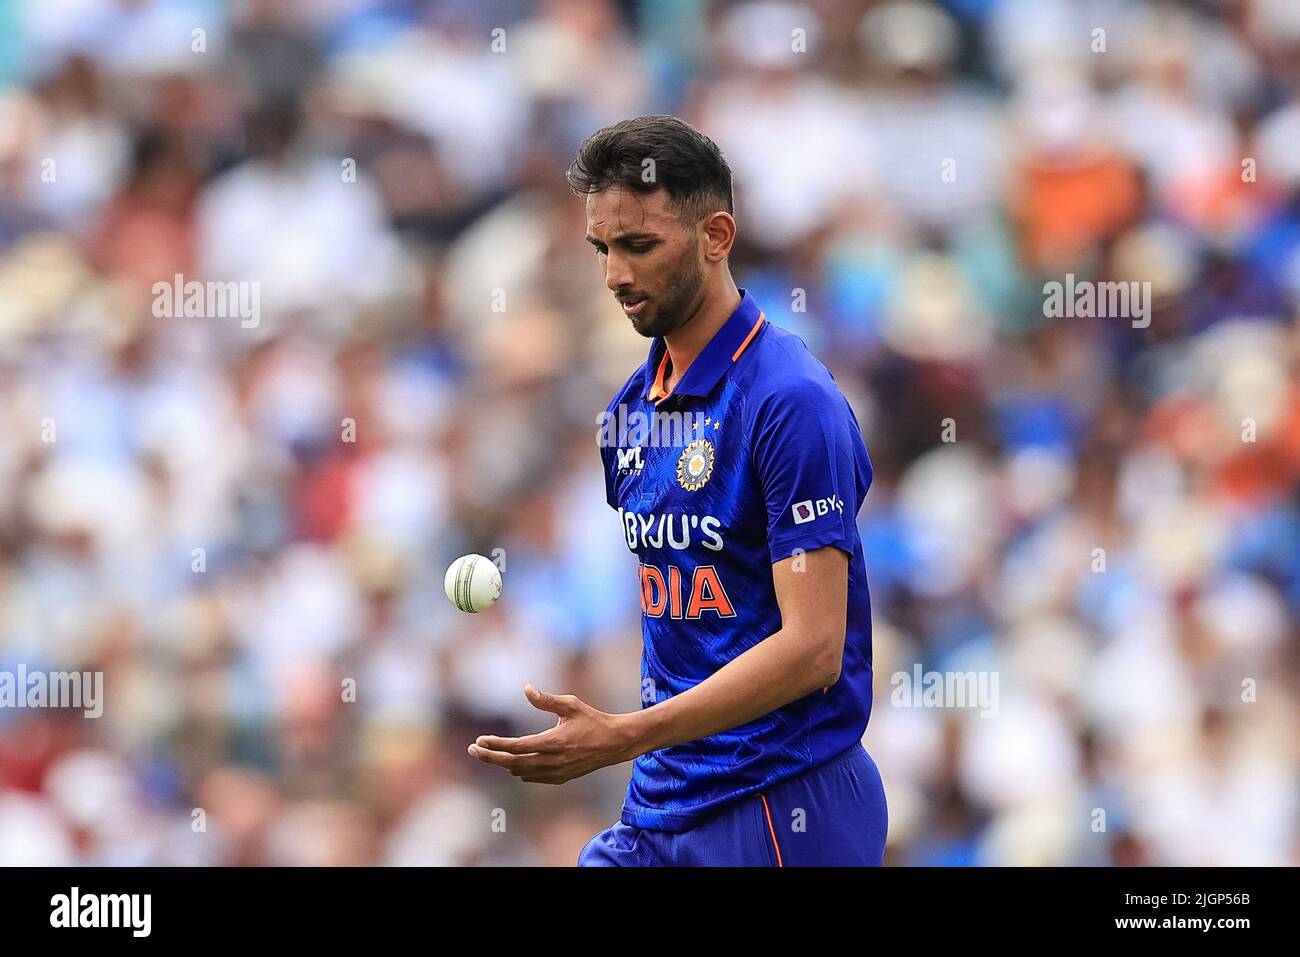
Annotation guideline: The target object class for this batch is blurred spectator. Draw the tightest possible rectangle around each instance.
[0,0,1297,867]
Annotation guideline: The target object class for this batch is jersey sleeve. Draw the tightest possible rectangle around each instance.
[748,375,869,566]
[600,441,618,510]
[595,423,616,512]
[598,393,624,511]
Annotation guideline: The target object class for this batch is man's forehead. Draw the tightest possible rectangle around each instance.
[585,187,675,235]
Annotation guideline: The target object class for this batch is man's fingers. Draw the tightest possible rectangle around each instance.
[474,732,555,754]
[468,744,542,770]
[469,744,576,784]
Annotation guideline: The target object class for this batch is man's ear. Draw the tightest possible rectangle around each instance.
[701,211,736,263]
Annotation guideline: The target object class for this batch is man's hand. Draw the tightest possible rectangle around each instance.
[468,685,638,785]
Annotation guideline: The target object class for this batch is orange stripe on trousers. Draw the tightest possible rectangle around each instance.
[760,793,784,867]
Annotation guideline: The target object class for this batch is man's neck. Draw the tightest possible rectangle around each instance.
[661,277,742,395]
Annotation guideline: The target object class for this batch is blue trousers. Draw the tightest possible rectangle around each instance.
[579,741,888,866]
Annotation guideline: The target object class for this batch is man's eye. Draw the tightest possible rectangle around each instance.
[629,244,654,253]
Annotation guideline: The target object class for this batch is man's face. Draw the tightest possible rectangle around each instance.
[585,187,706,339]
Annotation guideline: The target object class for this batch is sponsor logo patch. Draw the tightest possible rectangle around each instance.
[792,495,844,524]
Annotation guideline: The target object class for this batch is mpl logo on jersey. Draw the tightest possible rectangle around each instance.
[791,495,844,524]
[616,445,645,475]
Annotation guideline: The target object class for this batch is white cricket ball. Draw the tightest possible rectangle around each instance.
[444,554,502,613]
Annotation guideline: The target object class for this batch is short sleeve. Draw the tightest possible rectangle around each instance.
[598,438,618,510]
[748,377,869,566]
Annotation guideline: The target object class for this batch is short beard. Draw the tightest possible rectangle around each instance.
[632,234,705,339]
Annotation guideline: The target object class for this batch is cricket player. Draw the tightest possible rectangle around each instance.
[468,115,887,866]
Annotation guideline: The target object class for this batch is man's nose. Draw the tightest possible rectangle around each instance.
[604,251,633,292]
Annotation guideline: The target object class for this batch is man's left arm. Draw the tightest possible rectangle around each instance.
[615,544,850,754]
[467,546,848,783]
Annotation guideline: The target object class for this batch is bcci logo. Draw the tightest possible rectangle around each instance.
[676,438,714,491]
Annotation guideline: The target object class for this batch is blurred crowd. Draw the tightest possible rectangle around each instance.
[1,0,1298,866]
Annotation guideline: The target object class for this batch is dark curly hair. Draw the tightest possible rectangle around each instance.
[565,115,734,226]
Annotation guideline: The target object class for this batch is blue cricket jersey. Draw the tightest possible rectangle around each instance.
[598,289,875,832]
